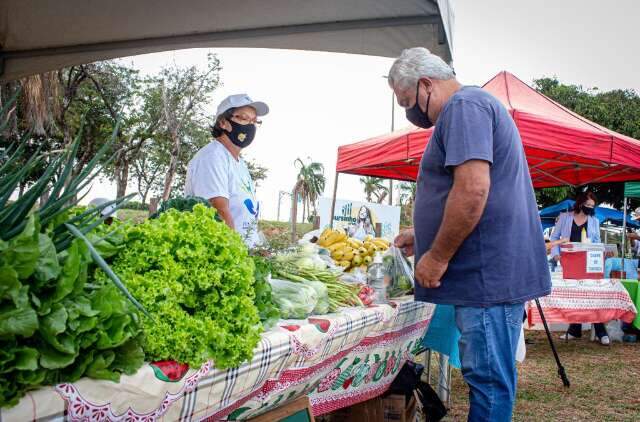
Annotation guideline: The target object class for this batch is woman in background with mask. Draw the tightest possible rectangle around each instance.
[550,192,609,344]
[185,94,268,247]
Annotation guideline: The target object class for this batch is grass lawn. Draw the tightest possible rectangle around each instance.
[444,330,640,421]
[117,208,149,224]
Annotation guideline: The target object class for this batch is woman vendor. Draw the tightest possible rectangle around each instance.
[550,192,610,345]
[185,94,269,247]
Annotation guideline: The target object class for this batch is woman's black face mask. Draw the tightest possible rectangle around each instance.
[224,119,256,148]
[405,81,433,129]
[581,205,595,216]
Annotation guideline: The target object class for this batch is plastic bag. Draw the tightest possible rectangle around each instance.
[605,320,625,342]
[302,279,330,315]
[269,278,318,319]
[383,246,415,297]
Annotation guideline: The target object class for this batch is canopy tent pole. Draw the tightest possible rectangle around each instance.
[622,197,628,266]
[329,172,339,229]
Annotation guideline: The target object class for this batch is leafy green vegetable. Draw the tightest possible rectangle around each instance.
[102,204,262,368]
[150,196,212,219]
[0,219,144,408]
[251,256,281,328]
[269,278,318,319]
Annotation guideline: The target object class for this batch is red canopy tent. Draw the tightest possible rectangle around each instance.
[336,71,640,188]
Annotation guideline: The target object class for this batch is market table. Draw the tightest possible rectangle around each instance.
[621,279,640,329]
[1,299,434,422]
[527,272,637,326]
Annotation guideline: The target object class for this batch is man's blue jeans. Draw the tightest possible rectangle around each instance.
[455,303,524,422]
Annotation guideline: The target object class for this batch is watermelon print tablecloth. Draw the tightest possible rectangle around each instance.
[1,299,434,421]
[527,272,637,325]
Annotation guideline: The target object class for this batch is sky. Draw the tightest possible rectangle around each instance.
[88,0,640,221]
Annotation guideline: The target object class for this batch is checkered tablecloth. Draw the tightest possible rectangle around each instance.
[1,300,434,421]
[527,272,638,325]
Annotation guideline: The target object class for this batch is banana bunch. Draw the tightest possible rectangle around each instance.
[317,229,390,271]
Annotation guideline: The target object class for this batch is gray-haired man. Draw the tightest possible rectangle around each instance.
[389,47,550,421]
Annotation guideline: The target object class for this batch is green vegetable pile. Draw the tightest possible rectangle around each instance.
[251,256,281,328]
[0,106,145,407]
[150,196,212,219]
[271,251,363,312]
[103,205,262,368]
[268,278,318,319]
[0,218,145,407]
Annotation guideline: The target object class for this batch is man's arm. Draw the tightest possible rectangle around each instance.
[430,160,490,262]
[209,197,234,229]
[415,160,490,288]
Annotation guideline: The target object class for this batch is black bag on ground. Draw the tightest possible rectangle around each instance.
[389,361,447,422]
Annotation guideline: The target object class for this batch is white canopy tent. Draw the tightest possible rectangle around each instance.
[0,0,454,81]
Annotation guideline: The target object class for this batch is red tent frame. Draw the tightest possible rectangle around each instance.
[331,71,640,221]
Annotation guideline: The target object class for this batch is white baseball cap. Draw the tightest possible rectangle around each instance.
[216,94,269,119]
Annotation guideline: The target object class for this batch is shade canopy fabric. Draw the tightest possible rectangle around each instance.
[336,71,640,188]
[539,199,640,229]
[0,0,453,81]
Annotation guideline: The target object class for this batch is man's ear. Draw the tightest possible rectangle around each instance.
[419,77,433,92]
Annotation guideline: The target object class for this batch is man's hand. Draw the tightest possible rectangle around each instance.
[415,250,448,288]
[394,228,415,257]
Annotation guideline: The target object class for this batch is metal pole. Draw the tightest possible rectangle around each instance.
[329,172,339,229]
[623,197,628,272]
[277,192,282,222]
[436,353,450,403]
[291,188,297,243]
[535,298,570,387]
[388,91,395,206]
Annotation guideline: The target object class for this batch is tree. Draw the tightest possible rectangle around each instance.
[156,54,221,200]
[293,158,326,223]
[360,176,388,203]
[397,182,416,226]
[245,159,269,189]
[533,77,640,211]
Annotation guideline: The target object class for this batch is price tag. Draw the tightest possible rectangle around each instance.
[586,250,604,273]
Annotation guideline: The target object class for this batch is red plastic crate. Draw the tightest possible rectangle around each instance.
[560,243,605,279]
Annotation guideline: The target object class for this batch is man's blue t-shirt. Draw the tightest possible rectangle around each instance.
[413,86,551,307]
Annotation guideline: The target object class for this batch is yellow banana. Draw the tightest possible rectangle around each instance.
[343,250,355,261]
[338,260,351,268]
[332,249,345,260]
[328,242,347,253]
[324,231,343,247]
[374,237,389,244]
[317,228,333,246]
[347,238,361,249]
[352,255,363,266]
[357,246,368,255]
[364,256,373,265]
[372,240,388,250]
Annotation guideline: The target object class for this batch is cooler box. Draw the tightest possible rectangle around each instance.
[560,243,606,279]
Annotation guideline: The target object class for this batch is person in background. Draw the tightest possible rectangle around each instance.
[184,94,269,247]
[551,192,609,345]
[88,197,118,225]
[389,47,551,421]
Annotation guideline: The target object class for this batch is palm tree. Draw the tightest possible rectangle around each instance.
[293,158,326,223]
[397,182,417,225]
[398,182,417,205]
[360,176,389,204]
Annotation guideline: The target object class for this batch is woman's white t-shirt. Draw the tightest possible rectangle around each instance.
[184,141,260,247]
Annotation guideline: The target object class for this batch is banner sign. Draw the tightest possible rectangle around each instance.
[318,197,401,240]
